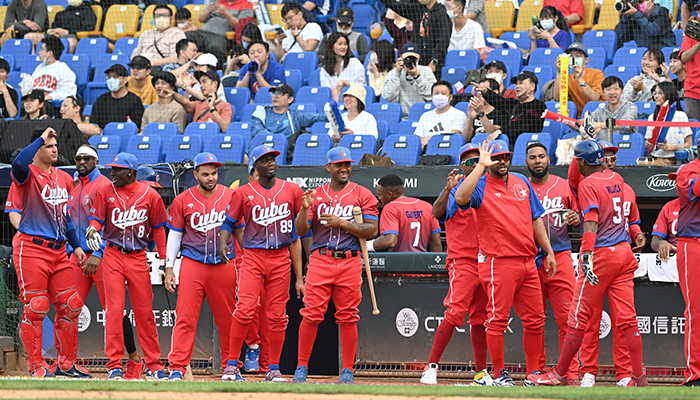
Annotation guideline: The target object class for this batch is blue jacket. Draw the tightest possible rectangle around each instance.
[250,105,327,144]
[615,6,676,49]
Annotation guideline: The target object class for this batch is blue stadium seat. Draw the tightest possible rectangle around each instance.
[512,132,553,166]
[521,65,553,99]
[296,86,331,113]
[0,39,32,65]
[339,134,378,165]
[249,133,288,165]
[562,131,580,140]
[282,52,318,85]
[224,87,251,121]
[255,87,272,104]
[103,122,137,152]
[142,122,179,157]
[455,102,469,115]
[126,135,162,164]
[662,46,680,79]
[582,101,606,116]
[225,121,252,151]
[441,67,466,86]
[292,133,333,166]
[486,48,523,75]
[242,104,263,122]
[674,29,684,47]
[545,101,577,119]
[528,48,563,69]
[500,31,530,50]
[62,54,91,94]
[75,38,109,70]
[585,47,607,71]
[20,54,39,73]
[395,120,418,137]
[289,103,316,112]
[310,121,332,136]
[94,54,130,82]
[284,69,302,95]
[89,135,120,163]
[184,122,219,137]
[604,65,639,83]
[339,85,375,106]
[83,104,91,117]
[205,134,246,164]
[352,4,377,36]
[113,37,139,57]
[308,68,321,86]
[84,82,108,105]
[612,47,647,68]
[0,55,15,72]
[165,134,204,163]
[635,101,655,118]
[582,30,617,64]
[366,103,402,135]
[383,134,421,166]
[376,120,388,142]
[613,133,645,165]
[407,102,435,122]
[470,133,509,147]
[425,134,465,165]
[541,120,566,142]
[445,49,480,70]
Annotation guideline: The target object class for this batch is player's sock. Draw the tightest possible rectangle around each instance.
[538,331,547,370]
[123,316,137,354]
[339,324,357,371]
[470,324,488,371]
[486,333,505,373]
[622,326,644,377]
[428,319,457,364]
[523,332,543,375]
[297,319,319,368]
[227,320,249,363]
[267,329,286,365]
[555,327,585,377]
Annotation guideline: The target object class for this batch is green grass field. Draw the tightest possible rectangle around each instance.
[0,378,697,400]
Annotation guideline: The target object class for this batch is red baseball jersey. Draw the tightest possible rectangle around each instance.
[68,168,112,255]
[168,184,240,264]
[4,183,22,214]
[380,197,440,252]
[622,183,643,243]
[225,179,302,249]
[578,170,635,247]
[529,175,578,252]
[308,182,379,252]
[438,178,479,260]
[89,181,168,251]
[677,159,700,237]
[653,198,679,247]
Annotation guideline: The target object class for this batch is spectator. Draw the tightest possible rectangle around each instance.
[236,40,285,95]
[528,6,571,52]
[622,47,667,103]
[47,0,97,54]
[553,42,604,118]
[300,0,330,17]
[481,60,517,100]
[320,32,365,102]
[176,8,198,33]
[367,40,394,101]
[644,81,692,165]
[20,89,48,120]
[178,53,227,100]
[127,56,158,106]
[591,76,639,138]
[681,20,700,120]
[681,0,698,28]
[0,58,18,118]
[543,0,584,26]
[317,7,370,63]
[378,0,451,78]
[473,71,546,147]
[239,22,277,54]
[132,5,187,68]
[615,0,676,49]
[3,0,47,49]
[276,2,323,61]
[141,71,188,134]
[655,0,675,20]
[186,0,255,69]
[670,50,686,97]
[327,85,378,142]
[169,68,232,133]
[383,42,437,118]
[463,78,510,142]
[414,80,467,150]
[60,94,100,137]
[31,36,77,115]
[162,38,199,73]
[463,0,489,33]
[90,64,144,131]
[447,0,485,52]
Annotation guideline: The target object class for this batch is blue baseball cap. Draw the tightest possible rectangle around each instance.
[489,140,512,156]
[194,152,223,168]
[598,140,619,154]
[459,143,479,160]
[105,152,138,170]
[248,161,255,175]
[326,147,354,164]
[250,144,280,165]
[137,166,161,188]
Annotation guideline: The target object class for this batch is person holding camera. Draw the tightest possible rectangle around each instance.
[680,14,700,120]
[383,42,437,118]
[614,0,676,49]
[528,6,571,51]
[236,41,285,95]
[552,42,604,118]
[168,68,232,133]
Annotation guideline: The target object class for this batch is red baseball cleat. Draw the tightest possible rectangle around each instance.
[527,368,564,386]
[124,355,145,380]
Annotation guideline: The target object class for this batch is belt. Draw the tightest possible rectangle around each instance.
[317,248,359,259]
[108,242,143,254]
[32,237,63,250]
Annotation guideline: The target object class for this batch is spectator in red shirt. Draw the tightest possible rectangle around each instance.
[544,0,584,26]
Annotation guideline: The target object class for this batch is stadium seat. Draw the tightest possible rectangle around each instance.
[612,47,647,68]
[582,30,617,64]
[582,101,606,116]
[500,31,531,50]
[445,49,480,70]
[61,54,91,93]
[255,87,272,104]
[613,133,645,165]
[585,47,607,71]
[383,134,421,166]
[0,54,14,72]
[545,101,577,119]
[512,132,553,166]
[89,135,120,163]
[0,39,32,64]
[308,68,321,87]
[75,38,109,70]
[407,102,435,122]
[441,67,467,86]
[20,54,39,73]
[241,103,261,122]
[205,134,246,164]
[225,121,252,151]
[592,0,620,31]
[352,4,377,37]
[165,134,204,163]
[484,0,515,38]
[339,85,375,106]
[339,134,378,165]
[425,134,465,165]
[289,103,316,112]
[367,103,402,135]
[395,120,418,137]
[184,4,206,29]
[7,71,22,92]
[310,121,332,136]
[541,120,566,142]
[249,133,288,165]
[292,133,333,166]
[94,54,130,82]
[674,29,684,47]
[296,86,331,113]
[284,69,302,95]
[267,4,287,30]
[455,102,469,116]
[113,37,139,57]
[470,133,510,147]
[486,48,522,75]
[514,0,543,32]
[143,122,179,138]
[604,65,639,83]
[84,82,108,105]
[103,122,137,152]
[572,0,596,35]
[185,122,220,137]
[96,4,140,43]
[635,101,655,118]
[376,120,388,142]
[282,52,319,85]
[126,134,162,164]
[528,48,563,69]
[224,87,251,121]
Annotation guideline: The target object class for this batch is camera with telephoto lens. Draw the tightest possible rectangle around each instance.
[615,0,637,13]
[403,55,418,70]
[248,61,259,73]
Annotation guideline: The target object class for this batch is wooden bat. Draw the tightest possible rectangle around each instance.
[184,364,194,381]
[353,206,380,315]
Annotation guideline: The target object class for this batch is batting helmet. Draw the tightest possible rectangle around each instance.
[137,166,162,188]
[574,140,605,165]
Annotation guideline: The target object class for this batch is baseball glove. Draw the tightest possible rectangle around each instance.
[580,253,599,286]
[686,17,700,41]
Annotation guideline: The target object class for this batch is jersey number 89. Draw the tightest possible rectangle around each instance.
[280,219,293,233]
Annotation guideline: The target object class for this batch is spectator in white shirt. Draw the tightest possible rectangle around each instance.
[276,2,323,61]
[415,80,467,150]
[30,36,76,117]
[328,85,378,142]
[447,0,485,52]
[644,81,693,165]
[320,32,366,102]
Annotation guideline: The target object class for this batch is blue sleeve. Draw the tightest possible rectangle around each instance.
[438,185,459,223]
[66,214,82,250]
[518,174,545,220]
[11,137,44,184]
[295,110,328,129]
[147,240,156,251]
[302,227,313,239]
[554,30,571,50]
[689,178,698,202]
[220,218,234,233]
[652,231,668,239]
[458,175,486,210]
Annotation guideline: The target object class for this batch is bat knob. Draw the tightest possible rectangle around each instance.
[353,206,361,215]
[373,310,380,315]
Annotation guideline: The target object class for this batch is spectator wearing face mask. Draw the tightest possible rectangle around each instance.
[132,5,187,68]
[482,60,517,99]
[175,8,198,33]
[615,0,676,50]
[90,64,144,131]
[528,6,571,51]
[463,78,510,142]
[414,80,467,150]
[446,0,485,52]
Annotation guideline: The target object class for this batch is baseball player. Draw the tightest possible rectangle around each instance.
[86,152,169,380]
[651,171,679,263]
[420,143,489,386]
[529,140,648,387]
[218,145,304,382]
[454,140,556,386]
[10,127,87,378]
[5,184,21,229]
[369,174,441,252]
[525,142,580,386]
[292,147,379,384]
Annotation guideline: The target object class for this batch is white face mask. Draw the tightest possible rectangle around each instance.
[177,22,189,29]
[540,19,555,31]
[486,72,503,84]
[369,52,378,64]
[106,77,122,92]
[67,0,82,7]
[432,94,450,109]
[446,10,457,20]
[41,56,50,66]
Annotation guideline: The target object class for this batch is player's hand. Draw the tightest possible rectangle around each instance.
[319,214,344,228]
[83,255,100,276]
[564,210,579,225]
[580,253,598,285]
[658,240,677,262]
[545,251,557,278]
[74,247,86,266]
[295,278,305,299]
[632,233,647,252]
[85,226,102,251]
[301,189,316,209]
[446,169,460,190]
[219,243,231,265]
[476,141,498,169]
[41,127,57,141]
[164,267,176,293]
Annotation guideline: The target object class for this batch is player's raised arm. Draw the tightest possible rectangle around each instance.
[11,128,56,184]
[433,169,460,219]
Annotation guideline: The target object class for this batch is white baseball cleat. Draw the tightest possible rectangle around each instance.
[580,372,596,387]
[420,363,438,385]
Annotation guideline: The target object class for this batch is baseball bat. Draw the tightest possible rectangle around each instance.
[353,206,380,315]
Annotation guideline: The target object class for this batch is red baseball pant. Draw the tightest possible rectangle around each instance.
[677,237,700,384]
[102,246,163,371]
[237,255,270,373]
[71,252,106,307]
[168,257,236,373]
[580,302,631,380]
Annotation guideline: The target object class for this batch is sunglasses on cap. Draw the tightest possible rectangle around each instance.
[605,155,617,164]
[74,155,94,162]
[491,154,512,163]
[461,157,479,167]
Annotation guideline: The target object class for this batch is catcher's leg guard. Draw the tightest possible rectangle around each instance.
[19,291,50,373]
[54,287,82,371]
